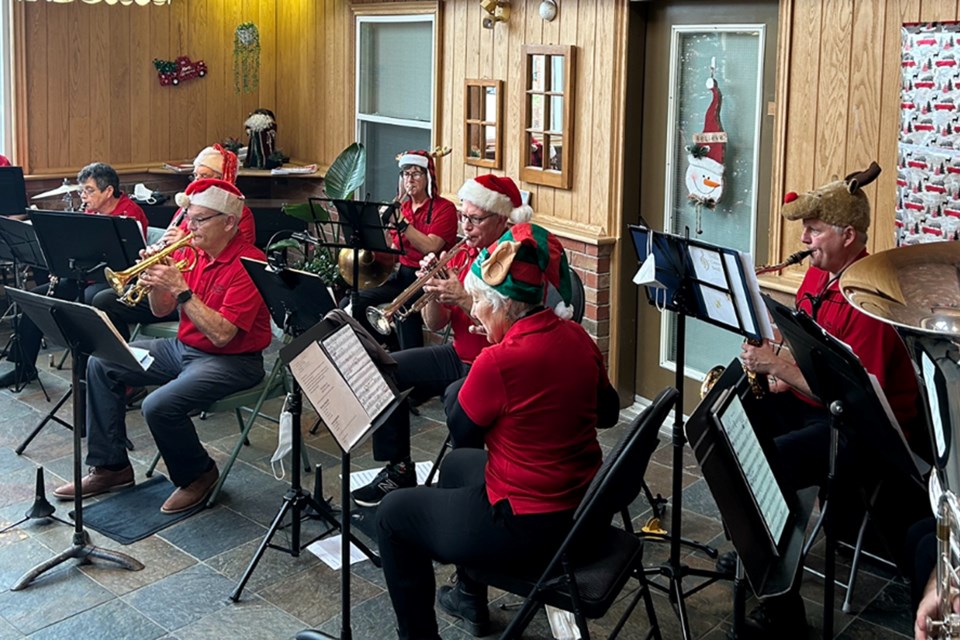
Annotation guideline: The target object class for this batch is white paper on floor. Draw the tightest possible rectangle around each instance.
[306,535,368,571]
[346,461,434,491]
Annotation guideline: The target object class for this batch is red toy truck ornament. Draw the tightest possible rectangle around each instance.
[153,56,207,87]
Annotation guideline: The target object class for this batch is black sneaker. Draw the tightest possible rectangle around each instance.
[437,579,490,637]
[351,461,416,507]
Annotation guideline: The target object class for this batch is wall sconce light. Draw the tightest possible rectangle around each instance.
[481,0,510,29]
[539,0,558,22]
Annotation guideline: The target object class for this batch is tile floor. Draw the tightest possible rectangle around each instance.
[0,331,918,639]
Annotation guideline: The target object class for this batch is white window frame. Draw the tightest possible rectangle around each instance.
[354,12,437,168]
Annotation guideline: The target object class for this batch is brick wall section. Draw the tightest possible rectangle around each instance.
[559,237,612,362]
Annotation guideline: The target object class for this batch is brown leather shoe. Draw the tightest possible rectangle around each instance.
[161,465,219,514]
[52,465,135,500]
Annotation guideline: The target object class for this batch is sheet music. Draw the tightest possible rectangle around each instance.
[92,307,153,370]
[321,324,393,420]
[689,245,726,288]
[724,252,759,338]
[717,393,789,545]
[289,340,371,451]
[739,252,775,340]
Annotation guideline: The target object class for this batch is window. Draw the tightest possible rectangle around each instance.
[520,44,575,189]
[355,10,437,202]
[464,79,502,169]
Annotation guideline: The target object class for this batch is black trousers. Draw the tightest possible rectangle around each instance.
[91,286,178,341]
[341,265,424,352]
[371,343,470,463]
[377,449,577,640]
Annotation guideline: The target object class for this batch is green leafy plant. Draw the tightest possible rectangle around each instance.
[268,142,367,287]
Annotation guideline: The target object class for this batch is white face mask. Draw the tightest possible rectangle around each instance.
[271,397,294,480]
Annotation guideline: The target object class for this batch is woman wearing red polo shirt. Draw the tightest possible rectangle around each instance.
[374,223,619,640]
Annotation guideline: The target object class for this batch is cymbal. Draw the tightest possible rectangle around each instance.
[32,183,79,200]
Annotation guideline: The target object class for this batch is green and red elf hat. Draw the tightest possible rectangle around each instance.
[471,222,574,319]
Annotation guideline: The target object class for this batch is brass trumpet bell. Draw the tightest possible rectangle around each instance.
[338,248,397,290]
[105,233,198,307]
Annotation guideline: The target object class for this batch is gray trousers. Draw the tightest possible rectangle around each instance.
[85,337,264,487]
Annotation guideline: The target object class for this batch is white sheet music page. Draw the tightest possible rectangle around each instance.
[289,340,370,451]
[321,324,394,421]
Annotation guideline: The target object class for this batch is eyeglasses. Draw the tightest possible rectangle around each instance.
[459,212,497,226]
[400,170,426,179]
[190,171,221,181]
[185,212,225,227]
[78,185,99,196]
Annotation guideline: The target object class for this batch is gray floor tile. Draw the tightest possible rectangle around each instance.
[27,599,165,640]
[174,596,307,640]
[122,564,235,632]
[0,566,113,635]
[157,507,265,561]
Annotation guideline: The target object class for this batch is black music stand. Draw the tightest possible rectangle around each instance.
[310,197,404,321]
[15,212,144,455]
[5,288,143,590]
[630,225,772,639]
[229,258,350,601]
[0,216,51,395]
[686,359,817,635]
[281,311,408,640]
[766,295,926,638]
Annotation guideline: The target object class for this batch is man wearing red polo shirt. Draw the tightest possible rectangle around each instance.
[54,179,272,514]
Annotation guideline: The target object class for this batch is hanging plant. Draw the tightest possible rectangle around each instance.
[233,22,260,94]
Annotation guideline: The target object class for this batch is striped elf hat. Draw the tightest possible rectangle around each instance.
[472,222,573,318]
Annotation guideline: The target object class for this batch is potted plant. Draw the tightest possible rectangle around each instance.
[268,142,367,295]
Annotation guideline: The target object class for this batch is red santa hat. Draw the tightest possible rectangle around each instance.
[193,144,239,184]
[457,174,533,224]
[175,178,245,218]
[689,84,725,176]
[397,150,438,199]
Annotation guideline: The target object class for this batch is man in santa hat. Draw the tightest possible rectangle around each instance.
[352,174,533,508]
[347,149,459,351]
[54,178,272,514]
[91,144,256,343]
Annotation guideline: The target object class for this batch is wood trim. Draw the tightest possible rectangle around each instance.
[519,43,575,190]
[11,1,27,173]
[351,1,439,18]
[464,78,503,169]
[769,0,794,269]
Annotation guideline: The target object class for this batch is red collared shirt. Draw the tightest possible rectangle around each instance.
[177,233,272,354]
[88,193,149,240]
[389,196,459,268]
[458,310,605,515]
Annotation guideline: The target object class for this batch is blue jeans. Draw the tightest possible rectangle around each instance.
[85,338,264,487]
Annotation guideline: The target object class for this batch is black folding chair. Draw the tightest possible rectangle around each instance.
[464,386,677,640]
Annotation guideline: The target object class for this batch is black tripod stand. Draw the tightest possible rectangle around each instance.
[229,259,390,612]
[630,226,774,638]
[15,211,144,455]
[7,288,143,590]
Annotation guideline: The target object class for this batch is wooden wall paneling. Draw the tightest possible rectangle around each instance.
[574,1,595,225]
[254,0,278,137]
[108,8,133,166]
[332,0,349,162]
[129,9,154,165]
[920,0,952,21]
[148,3,173,163]
[815,0,852,185]
[779,0,822,255]
[552,0,579,221]
[768,0,794,267]
[451,0,468,187]
[183,1,209,157]
[23,5,45,173]
[47,5,71,170]
[847,0,885,254]
[68,7,91,169]
[592,3,613,229]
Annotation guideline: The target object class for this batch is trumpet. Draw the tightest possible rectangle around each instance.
[700,248,813,399]
[366,239,468,335]
[105,233,198,307]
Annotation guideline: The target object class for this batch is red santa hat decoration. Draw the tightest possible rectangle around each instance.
[175,178,245,218]
[193,144,239,184]
[397,150,439,200]
[685,58,727,215]
[457,174,533,224]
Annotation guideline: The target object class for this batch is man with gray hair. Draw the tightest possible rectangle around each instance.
[54,178,272,514]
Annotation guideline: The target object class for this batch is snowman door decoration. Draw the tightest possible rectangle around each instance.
[685,57,727,234]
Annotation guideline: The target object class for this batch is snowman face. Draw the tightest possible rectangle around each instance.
[685,157,724,203]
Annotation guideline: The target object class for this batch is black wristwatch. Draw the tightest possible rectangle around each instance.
[396,219,409,234]
[176,289,193,306]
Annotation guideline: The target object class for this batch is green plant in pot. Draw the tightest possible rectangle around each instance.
[268,142,367,289]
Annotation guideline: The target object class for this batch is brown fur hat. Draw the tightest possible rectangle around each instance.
[781,162,881,233]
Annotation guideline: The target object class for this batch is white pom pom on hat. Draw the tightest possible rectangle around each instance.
[458,174,533,224]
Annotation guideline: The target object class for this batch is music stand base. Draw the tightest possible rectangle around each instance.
[11,530,143,591]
